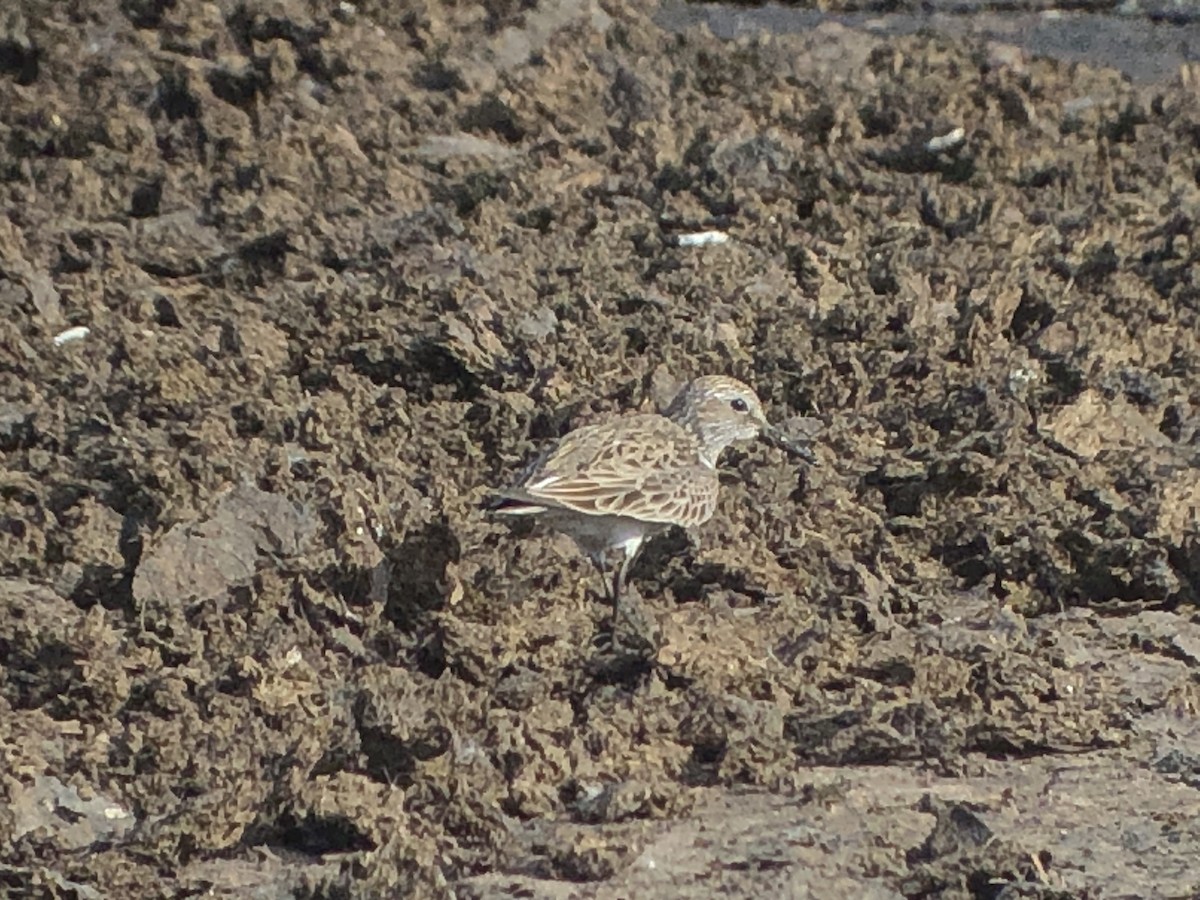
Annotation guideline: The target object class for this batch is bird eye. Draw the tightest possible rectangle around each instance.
[730,398,749,412]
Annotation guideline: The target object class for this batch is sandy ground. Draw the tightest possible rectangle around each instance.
[1,0,1198,897]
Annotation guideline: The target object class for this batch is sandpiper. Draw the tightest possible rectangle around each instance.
[489,376,814,640]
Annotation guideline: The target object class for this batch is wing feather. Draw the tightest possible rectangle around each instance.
[507,415,719,526]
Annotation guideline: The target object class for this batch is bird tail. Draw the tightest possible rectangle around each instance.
[482,491,549,516]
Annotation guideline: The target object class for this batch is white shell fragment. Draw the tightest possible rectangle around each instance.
[52,326,90,347]
[676,230,731,247]
[926,127,966,152]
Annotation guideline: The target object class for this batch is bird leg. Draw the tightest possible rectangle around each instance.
[586,554,619,649]
[588,553,612,603]
[589,550,639,650]
[612,550,633,626]
[610,546,654,652]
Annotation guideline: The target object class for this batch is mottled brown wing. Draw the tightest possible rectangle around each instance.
[517,415,718,526]
[618,464,718,527]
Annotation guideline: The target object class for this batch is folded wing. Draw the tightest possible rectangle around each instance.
[495,415,718,528]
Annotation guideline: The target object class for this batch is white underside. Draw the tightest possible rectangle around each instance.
[494,497,657,560]
[558,511,652,561]
[610,525,645,560]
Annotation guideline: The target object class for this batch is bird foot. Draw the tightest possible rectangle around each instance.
[591,597,657,656]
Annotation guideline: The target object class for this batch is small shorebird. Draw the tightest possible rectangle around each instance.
[489,375,814,642]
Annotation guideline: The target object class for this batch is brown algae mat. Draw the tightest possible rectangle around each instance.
[1,1,1199,897]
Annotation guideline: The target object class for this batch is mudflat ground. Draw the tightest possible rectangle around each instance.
[1,1,1199,897]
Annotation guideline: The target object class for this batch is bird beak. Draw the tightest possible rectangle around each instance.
[760,424,817,464]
